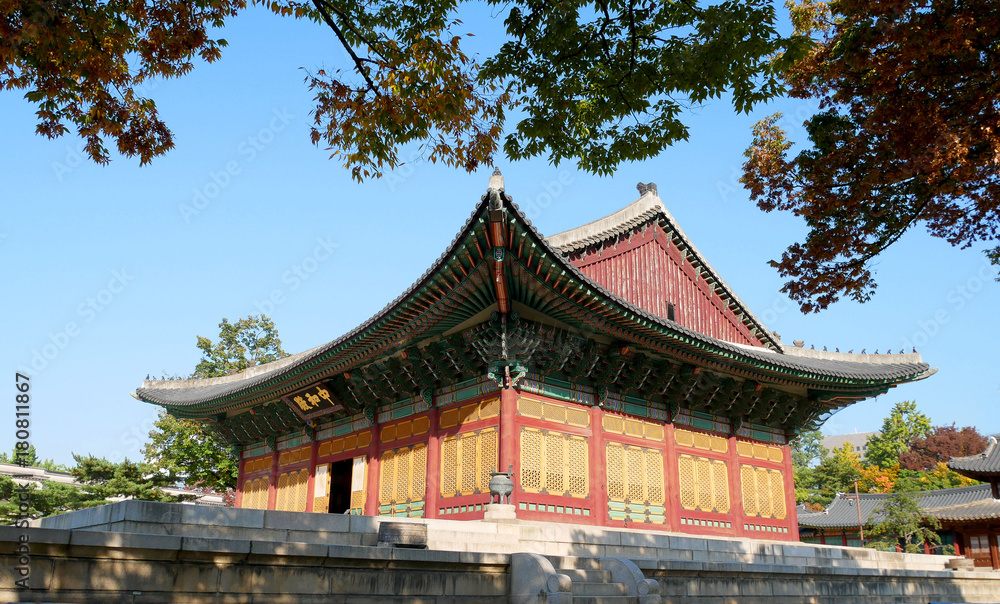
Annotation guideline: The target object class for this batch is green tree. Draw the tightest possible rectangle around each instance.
[791,429,828,470]
[790,429,829,505]
[0,475,106,524]
[143,410,239,492]
[1,0,808,178]
[865,401,932,470]
[72,455,188,503]
[741,0,1000,311]
[193,315,288,378]
[866,489,950,554]
[145,314,288,492]
[801,441,861,506]
[0,445,69,472]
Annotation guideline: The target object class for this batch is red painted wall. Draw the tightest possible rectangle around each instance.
[566,222,765,347]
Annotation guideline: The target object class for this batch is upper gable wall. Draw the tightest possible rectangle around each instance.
[563,220,766,348]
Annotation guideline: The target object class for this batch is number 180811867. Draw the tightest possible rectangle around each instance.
[15,373,31,461]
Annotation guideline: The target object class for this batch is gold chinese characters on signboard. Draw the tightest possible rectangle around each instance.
[283,382,342,421]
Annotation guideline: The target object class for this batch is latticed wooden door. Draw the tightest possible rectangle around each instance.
[312,463,331,513]
[349,455,367,515]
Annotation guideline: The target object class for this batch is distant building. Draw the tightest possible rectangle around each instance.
[798,436,1000,570]
[820,432,878,461]
[0,462,226,507]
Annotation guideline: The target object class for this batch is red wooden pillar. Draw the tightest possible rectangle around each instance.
[782,443,799,541]
[305,438,319,513]
[500,387,518,505]
[267,448,279,510]
[364,428,381,516]
[726,435,746,538]
[234,454,246,508]
[990,528,1000,570]
[424,404,441,519]
[589,405,608,527]
[663,422,681,532]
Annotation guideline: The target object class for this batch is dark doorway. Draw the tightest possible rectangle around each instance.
[328,458,354,514]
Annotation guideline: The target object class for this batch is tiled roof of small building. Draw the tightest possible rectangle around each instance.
[948,436,1000,477]
[797,483,995,529]
[924,497,1000,522]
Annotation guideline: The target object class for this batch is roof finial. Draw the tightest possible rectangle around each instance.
[489,167,504,190]
[637,182,657,197]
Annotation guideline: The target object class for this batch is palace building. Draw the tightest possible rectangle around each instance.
[133,172,933,541]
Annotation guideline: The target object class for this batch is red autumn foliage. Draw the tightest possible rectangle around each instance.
[898,424,988,472]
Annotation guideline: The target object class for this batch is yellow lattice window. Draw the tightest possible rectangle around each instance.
[740,464,786,519]
[379,444,427,506]
[278,446,311,467]
[241,476,270,510]
[380,450,396,503]
[604,414,664,441]
[480,428,498,492]
[606,442,664,506]
[740,465,757,516]
[517,396,591,427]
[567,437,587,496]
[736,441,754,458]
[439,397,501,429]
[441,438,458,495]
[275,469,309,512]
[439,427,499,498]
[244,456,271,474]
[675,428,728,453]
[678,455,696,510]
[607,444,625,501]
[737,440,784,463]
[545,432,565,493]
[520,429,542,490]
[566,406,590,428]
[770,471,786,519]
[520,427,588,498]
[318,431,372,458]
[461,434,477,493]
[678,454,729,513]
[712,463,730,513]
[603,414,625,434]
[756,467,771,517]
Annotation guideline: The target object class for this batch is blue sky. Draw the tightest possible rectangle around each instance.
[2,6,997,467]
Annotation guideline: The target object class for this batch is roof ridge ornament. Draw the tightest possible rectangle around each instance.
[637,182,657,197]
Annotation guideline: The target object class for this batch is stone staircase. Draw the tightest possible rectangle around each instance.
[551,557,631,603]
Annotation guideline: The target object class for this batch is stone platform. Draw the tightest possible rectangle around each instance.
[0,501,996,603]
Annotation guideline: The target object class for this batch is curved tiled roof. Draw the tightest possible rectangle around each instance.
[135,182,933,411]
[797,483,995,528]
[925,497,1000,522]
[948,436,1000,477]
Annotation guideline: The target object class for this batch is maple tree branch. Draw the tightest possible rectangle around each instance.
[310,0,379,93]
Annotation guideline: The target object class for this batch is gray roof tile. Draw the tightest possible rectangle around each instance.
[798,483,995,528]
[948,436,1000,477]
